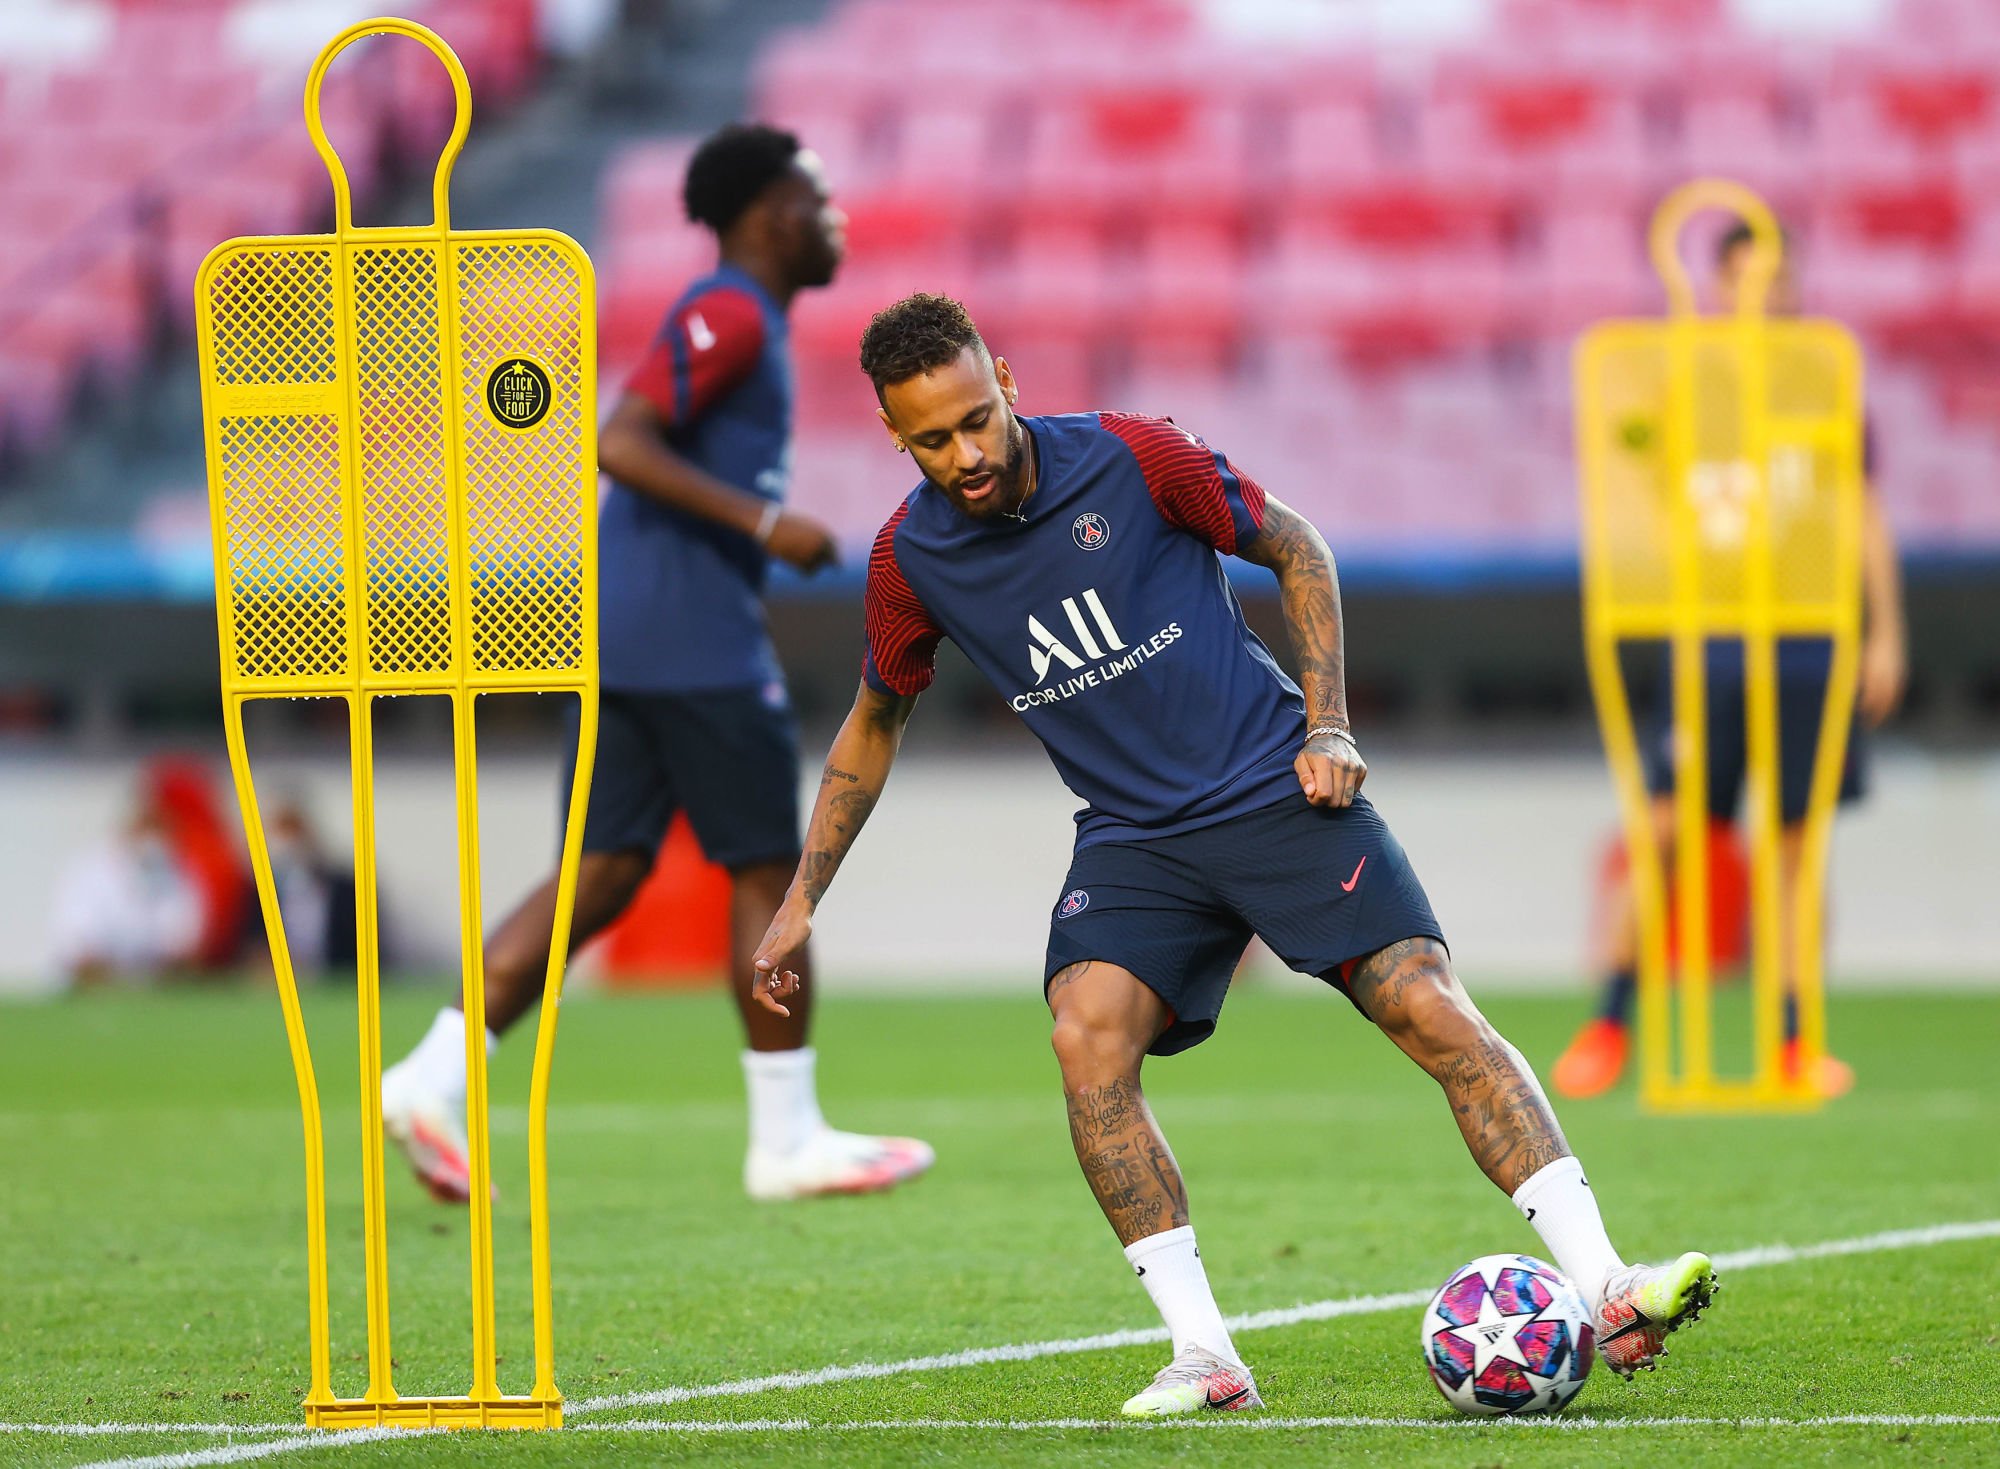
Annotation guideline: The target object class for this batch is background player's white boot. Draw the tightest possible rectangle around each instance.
[744,1127,934,1201]
[381,1067,474,1204]
[740,1047,933,1200]
[381,1007,493,1204]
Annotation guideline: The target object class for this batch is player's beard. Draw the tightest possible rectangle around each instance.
[948,414,1032,522]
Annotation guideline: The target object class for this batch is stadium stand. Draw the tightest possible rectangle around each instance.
[596,0,2000,555]
[0,0,542,469]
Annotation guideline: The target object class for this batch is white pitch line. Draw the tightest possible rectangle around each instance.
[568,1216,2000,1416]
[75,1427,429,1469]
[574,1413,2000,1433]
[55,1215,2000,1467]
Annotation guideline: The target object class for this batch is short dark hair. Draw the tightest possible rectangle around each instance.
[1717,218,1788,266]
[858,293,986,396]
[684,123,800,235]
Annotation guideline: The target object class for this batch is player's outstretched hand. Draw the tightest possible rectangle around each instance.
[1297,727,1366,808]
[750,894,814,1016]
[767,511,840,575]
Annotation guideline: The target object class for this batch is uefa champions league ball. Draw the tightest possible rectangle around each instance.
[1421,1254,1595,1415]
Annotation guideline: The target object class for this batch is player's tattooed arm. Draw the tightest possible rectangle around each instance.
[1236,494,1366,807]
[1349,938,1572,1193]
[750,681,918,1013]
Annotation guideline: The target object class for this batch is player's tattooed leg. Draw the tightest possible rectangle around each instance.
[1049,961,1190,1245]
[1349,937,1573,1194]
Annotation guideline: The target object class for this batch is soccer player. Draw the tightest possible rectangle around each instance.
[749,294,1716,1415]
[1553,221,1908,1101]
[381,124,932,1203]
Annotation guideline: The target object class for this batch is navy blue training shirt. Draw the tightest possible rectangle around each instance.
[598,263,793,692]
[864,412,1309,848]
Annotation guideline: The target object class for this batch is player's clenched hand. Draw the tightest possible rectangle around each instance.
[750,894,813,1016]
[1857,629,1907,728]
[1297,727,1366,808]
[766,511,840,575]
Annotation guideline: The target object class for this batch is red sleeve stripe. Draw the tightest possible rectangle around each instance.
[863,498,943,696]
[1220,455,1268,532]
[675,286,765,425]
[621,284,765,428]
[1098,410,1258,553]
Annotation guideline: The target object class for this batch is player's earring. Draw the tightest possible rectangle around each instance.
[894,441,907,454]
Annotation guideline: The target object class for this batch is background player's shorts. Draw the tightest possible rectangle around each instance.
[1642,671,1865,825]
[1042,793,1444,1056]
[555,686,801,869]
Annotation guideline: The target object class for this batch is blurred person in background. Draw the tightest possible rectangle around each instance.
[1554,221,1909,1101]
[50,778,203,985]
[144,756,253,971]
[381,122,932,1204]
[248,790,358,980]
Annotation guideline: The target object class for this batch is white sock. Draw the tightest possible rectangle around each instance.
[1512,1156,1625,1309]
[1124,1226,1243,1367]
[385,1006,495,1103]
[743,1047,825,1158]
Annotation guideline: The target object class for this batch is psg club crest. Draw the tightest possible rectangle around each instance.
[1057,889,1090,919]
[1071,512,1110,551]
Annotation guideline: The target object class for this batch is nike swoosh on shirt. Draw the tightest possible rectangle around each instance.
[1340,856,1367,892]
[686,309,716,351]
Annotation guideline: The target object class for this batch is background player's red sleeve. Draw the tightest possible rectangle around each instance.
[1099,411,1268,553]
[862,501,943,697]
[623,286,766,429]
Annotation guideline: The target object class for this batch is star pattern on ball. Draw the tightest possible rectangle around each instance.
[1451,1265,1543,1375]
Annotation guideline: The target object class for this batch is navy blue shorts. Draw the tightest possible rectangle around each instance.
[1642,672,1865,826]
[556,687,800,869]
[1043,793,1445,1056]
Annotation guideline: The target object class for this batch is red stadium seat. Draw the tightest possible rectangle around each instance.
[992,337,1097,415]
[599,138,699,242]
[1021,90,1254,222]
[837,192,971,273]
[1274,98,1386,192]
[751,27,898,129]
[1677,95,1796,199]
[975,248,1131,349]
[1312,183,1508,254]
[1805,237,1948,335]
[1824,178,1966,252]
[1127,231,1248,375]
[753,107,887,194]
[1808,94,1935,183]
[1524,208,1655,331]
[886,107,1002,185]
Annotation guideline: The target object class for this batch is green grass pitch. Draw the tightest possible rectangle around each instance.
[2,983,1996,1466]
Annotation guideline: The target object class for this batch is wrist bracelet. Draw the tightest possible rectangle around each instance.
[1306,724,1356,747]
[753,501,782,546]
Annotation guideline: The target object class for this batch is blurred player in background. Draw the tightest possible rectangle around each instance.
[752,295,1716,1416]
[382,124,932,1203]
[1554,222,1909,1101]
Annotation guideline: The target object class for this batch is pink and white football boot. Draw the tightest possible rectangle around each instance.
[744,1127,934,1202]
[1120,1347,1264,1417]
[1594,1252,1718,1377]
